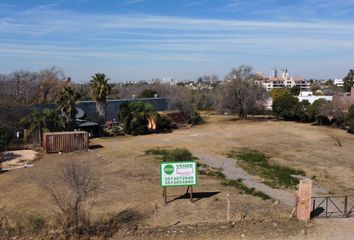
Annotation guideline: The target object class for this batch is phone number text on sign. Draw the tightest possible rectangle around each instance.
[160,162,197,187]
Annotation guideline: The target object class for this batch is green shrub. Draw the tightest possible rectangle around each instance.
[188,111,204,125]
[145,147,198,162]
[157,114,174,131]
[272,94,303,120]
[305,98,328,123]
[0,126,11,151]
[228,149,305,189]
[119,102,157,135]
[20,109,65,143]
[221,179,271,200]
[199,166,226,179]
[138,89,157,98]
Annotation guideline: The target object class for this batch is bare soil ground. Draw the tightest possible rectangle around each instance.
[1,150,37,170]
[1,114,354,239]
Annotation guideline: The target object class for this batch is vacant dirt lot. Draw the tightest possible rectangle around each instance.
[1,115,354,239]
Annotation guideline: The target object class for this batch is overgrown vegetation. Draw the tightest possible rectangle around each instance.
[145,147,198,162]
[228,149,305,189]
[119,102,156,135]
[0,214,46,238]
[119,102,174,136]
[343,69,354,93]
[0,126,11,151]
[199,165,271,200]
[20,108,66,144]
[1,160,145,239]
[0,209,143,240]
[221,179,271,200]
[0,125,12,170]
[272,92,351,129]
[272,94,306,121]
[146,147,271,200]
[45,161,99,238]
[138,89,157,98]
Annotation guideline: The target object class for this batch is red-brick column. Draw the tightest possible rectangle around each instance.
[296,179,312,221]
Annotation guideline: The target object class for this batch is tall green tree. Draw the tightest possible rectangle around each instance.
[272,94,301,120]
[56,84,81,130]
[89,73,111,123]
[270,88,291,100]
[138,89,157,98]
[343,69,354,92]
[290,86,301,96]
[305,98,328,123]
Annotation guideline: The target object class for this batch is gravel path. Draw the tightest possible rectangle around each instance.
[194,151,298,207]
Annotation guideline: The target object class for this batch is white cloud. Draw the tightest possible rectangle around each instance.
[1,6,354,79]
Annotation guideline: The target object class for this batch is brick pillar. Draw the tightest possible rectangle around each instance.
[296,179,312,221]
[351,87,354,102]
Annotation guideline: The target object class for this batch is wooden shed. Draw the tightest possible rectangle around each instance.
[43,131,89,153]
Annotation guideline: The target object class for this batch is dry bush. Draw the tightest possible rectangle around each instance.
[329,134,342,147]
[45,161,99,238]
[0,212,46,239]
[92,209,144,238]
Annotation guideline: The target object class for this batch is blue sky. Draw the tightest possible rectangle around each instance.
[1,0,354,82]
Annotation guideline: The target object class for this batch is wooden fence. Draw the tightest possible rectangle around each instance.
[43,131,89,153]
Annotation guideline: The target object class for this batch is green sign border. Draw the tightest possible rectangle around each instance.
[160,161,198,187]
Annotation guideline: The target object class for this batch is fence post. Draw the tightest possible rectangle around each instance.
[227,193,231,224]
[154,200,158,228]
[344,196,348,218]
[325,197,328,218]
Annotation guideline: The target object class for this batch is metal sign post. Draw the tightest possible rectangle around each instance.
[160,161,198,203]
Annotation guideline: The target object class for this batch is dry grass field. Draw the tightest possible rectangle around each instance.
[1,114,354,239]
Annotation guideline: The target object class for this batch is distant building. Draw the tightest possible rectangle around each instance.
[297,91,332,104]
[334,78,344,87]
[256,68,310,91]
[291,76,311,91]
[162,77,174,83]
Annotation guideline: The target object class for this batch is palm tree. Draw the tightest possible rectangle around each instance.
[20,109,65,144]
[89,73,111,124]
[42,108,66,132]
[119,102,157,135]
[56,84,81,130]
[20,110,44,144]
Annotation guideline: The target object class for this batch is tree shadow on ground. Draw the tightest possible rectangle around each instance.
[89,144,104,150]
[222,116,277,122]
[0,169,9,174]
[1,152,21,162]
[167,191,220,204]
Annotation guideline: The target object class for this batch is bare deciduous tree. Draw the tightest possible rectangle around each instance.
[0,67,66,106]
[36,67,66,104]
[319,95,351,127]
[220,65,267,119]
[46,161,99,236]
[0,71,38,106]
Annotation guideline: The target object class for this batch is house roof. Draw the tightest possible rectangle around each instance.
[78,121,99,127]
